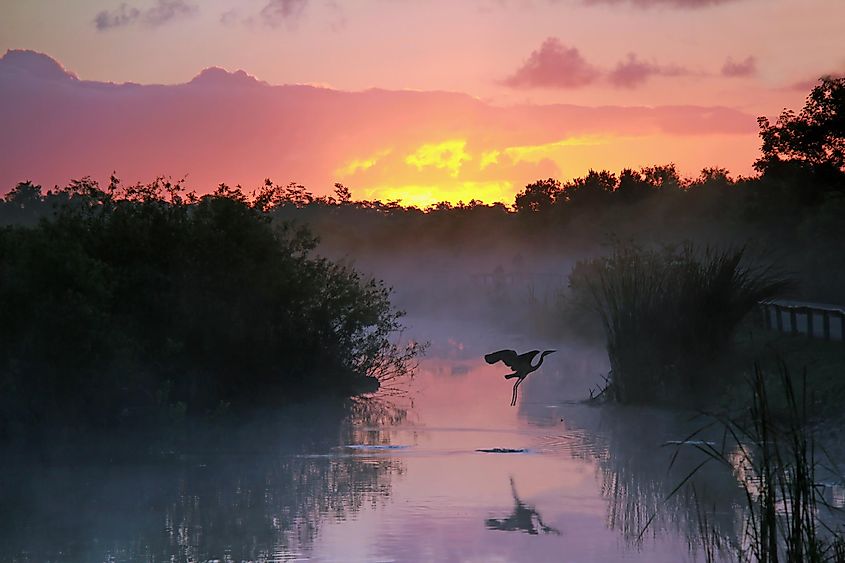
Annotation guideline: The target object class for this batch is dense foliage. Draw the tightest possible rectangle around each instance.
[756,76,845,175]
[570,243,790,403]
[0,179,419,431]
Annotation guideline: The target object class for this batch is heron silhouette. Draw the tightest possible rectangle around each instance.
[484,348,556,406]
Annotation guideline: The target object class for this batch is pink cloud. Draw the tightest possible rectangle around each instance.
[0,49,77,81]
[503,38,600,89]
[608,54,688,88]
[0,51,759,195]
[506,41,689,90]
[583,0,741,7]
[260,0,308,26]
[721,56,756,77]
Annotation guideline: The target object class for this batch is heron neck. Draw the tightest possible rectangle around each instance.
[532,352,552,370]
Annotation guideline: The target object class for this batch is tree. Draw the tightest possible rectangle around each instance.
[1,181,44,225]
[641,164,684,192]
[615,168,652,203]
[564,169,616,208]
[688,167,733,192]
[755,76,845,175]
[514,178,561,213]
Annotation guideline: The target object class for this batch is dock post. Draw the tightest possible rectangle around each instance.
[824,310,831,341]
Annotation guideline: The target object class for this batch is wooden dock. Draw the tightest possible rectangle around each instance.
[759,300,845,342]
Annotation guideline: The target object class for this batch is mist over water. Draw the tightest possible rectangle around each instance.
[0,263,748,563]
[1,196,840,561]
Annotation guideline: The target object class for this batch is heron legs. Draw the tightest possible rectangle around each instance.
[510,378,524,406]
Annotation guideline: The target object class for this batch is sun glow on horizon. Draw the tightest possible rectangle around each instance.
[404,139,472,178]
[337,149,392,176]
[360,181,514,209]
[335,131,758,207]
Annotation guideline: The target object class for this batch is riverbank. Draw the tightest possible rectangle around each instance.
[718,321,845,421]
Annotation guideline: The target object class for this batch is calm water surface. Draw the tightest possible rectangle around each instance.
[1,319,746,562]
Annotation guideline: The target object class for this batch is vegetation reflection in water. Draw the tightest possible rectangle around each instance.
[0,398,408,562]
[557,370,845,563]
[559,404,745,560]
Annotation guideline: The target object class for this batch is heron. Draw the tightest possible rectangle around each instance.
[484,348,556,406]
[485,477,561,535]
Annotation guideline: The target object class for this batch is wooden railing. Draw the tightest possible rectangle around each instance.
[759,300,845,342]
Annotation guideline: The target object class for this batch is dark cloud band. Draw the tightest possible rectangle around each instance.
[94,0,198,31]
[582,0,742,7]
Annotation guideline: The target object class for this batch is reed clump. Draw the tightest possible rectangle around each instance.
[574,242,790,403]
[667,363,845,562]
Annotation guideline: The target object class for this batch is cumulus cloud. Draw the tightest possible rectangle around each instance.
[609,54,688,88]
[94,0,197,31]
[503,38,600,89]
[721,56,756,77]
[582,0,741,7]
[0,50,78,81]
[260,0,308,27]
[505,40,688,89]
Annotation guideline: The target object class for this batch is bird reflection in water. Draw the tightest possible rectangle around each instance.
[485,477,561,536]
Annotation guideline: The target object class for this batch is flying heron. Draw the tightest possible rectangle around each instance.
[484,348,556,406]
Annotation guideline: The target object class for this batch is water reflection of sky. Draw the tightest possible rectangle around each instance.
[1,320,743,562]
[309,324,713,562]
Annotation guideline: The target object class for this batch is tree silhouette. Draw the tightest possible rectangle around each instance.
[514,178,561,213]
[756,76,845,175]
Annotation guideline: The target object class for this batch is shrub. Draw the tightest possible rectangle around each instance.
[572,242,790,403]
[0,180,420,431]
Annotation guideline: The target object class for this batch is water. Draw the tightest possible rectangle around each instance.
[0,319,746,562]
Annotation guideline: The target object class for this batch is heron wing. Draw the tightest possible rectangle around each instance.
[484,349,520,370]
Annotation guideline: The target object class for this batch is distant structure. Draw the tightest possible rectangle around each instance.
[485,348,555,406]
[759,300,845,342]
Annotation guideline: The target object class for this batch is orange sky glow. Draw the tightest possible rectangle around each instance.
[2,0,844,206]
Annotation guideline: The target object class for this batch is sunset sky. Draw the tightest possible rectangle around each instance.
[2,0,844,206]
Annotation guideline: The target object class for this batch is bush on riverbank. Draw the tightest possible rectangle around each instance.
[0,179,420,433]
[572,242,790,403]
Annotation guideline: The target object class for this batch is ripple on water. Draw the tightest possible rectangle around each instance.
[534,429,607,458]
[342,444,411,450]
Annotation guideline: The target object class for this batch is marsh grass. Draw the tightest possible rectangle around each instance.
[575,242,790,403]
[665,363,845,562]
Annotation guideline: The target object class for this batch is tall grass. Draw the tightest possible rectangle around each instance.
[574,242,790,403]
[666,364,845,562]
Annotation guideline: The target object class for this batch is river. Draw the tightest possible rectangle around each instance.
[1,317,754,562]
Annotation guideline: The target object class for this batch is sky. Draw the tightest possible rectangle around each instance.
[1,0,844,205]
